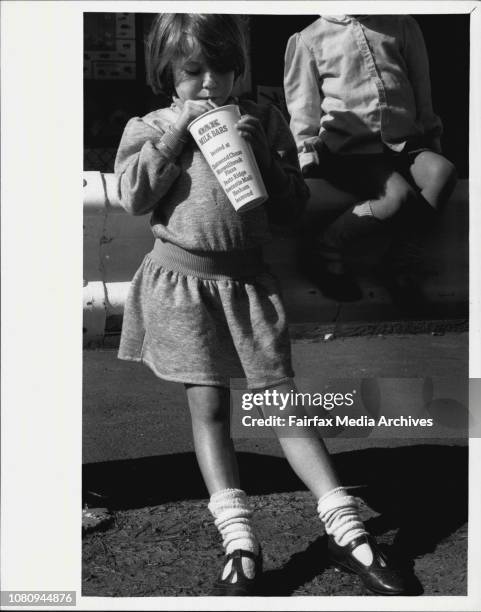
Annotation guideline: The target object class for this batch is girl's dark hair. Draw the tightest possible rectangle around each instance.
[146,14,247,96]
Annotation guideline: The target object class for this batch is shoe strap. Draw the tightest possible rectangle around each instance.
[220,549,259,584]
[346,534,390,566]
[224,548,259,564]
[345,534,371,553]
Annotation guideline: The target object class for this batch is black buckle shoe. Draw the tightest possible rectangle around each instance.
[210,548,262,596]
[328,535,414,595]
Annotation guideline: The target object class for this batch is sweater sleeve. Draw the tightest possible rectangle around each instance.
[114,117,187,215]
[402,16,443,143]
[284,32,323,171]
[261,103,310,224]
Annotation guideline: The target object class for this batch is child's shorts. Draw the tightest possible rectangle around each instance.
[118,240,294,389]
[307,140,436,199]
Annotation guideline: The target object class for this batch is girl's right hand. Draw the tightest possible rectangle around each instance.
[174,98,217,135]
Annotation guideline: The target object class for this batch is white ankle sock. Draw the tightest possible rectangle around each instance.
[208,488,259,582]
[318,487,373,566]
[353,200,374,217]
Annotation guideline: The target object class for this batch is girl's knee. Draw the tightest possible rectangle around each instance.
[186,384,230,423]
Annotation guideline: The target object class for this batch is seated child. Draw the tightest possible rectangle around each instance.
[284,14,457,304]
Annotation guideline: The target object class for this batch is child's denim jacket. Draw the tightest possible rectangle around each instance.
[284,15,443,170]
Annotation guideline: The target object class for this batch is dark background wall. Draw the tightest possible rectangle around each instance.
[84,13,469,177]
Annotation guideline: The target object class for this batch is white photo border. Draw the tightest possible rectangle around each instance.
[1,1,480,610]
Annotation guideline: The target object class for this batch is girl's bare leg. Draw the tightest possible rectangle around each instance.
[257,380,340,499]
[185,384,239,494]
[186,384,258,584]
[257,381,387,571]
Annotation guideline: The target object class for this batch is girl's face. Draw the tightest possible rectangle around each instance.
[172,51,235,106]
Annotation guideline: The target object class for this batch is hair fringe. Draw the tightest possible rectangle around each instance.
[145,14,247,97]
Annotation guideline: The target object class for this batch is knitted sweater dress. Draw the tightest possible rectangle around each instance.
[114,100,309,388]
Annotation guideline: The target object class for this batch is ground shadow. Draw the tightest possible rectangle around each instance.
[83,443,467,595]
[260,442,469,595]
[260,535,330,596]
[332,444,468,561]
[258,532,423,596]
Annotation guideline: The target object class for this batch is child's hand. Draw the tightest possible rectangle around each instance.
[236,115,272,170]
[174,97,217,134]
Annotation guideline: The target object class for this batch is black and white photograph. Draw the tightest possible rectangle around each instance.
[2,1,481,610]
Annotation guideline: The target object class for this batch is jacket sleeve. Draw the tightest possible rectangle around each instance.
[402,16,443,145]
[284,32,323,171]
[261,104,310,224]
[113,117,186,215]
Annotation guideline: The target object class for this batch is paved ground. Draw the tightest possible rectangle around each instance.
[82,331,468,597]
[83,330,467,462]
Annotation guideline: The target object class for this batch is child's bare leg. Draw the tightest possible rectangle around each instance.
[356,170,434,309]
[257,380,408,590]
[366,169,416,220]
[186,384,258,586]
[278,436,340,497]
[318,166,415,263]
[185,384,239,493]
[256,381,372,558]
[314,154,451,267]
[257,382,340,498]
[409,150,457,210]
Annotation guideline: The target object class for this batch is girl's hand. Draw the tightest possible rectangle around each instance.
[235,115,272,170]
[173,97,217,134]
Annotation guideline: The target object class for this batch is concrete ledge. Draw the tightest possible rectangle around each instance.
[83,171,124,215]
[83,172,468,347]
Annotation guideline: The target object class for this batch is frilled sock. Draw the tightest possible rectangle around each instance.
[208,488,259,582]
[318,486,374,566]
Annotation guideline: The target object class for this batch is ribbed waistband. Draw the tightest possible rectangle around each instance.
[149,239,266,280]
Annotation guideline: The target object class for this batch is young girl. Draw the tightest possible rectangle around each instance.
[115,13,410,596]
[284,15,457,304]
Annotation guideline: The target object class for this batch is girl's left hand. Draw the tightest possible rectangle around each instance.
[236,115,272,170]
